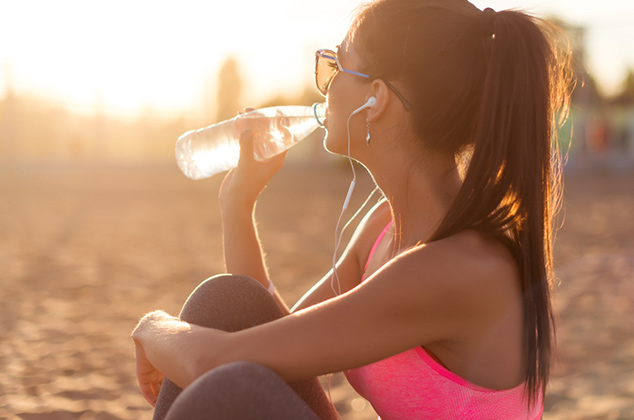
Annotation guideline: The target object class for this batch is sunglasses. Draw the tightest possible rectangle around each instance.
[314,48,412,111]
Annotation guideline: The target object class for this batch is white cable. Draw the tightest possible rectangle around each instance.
[329,111,380,296]
[330,186,380,296]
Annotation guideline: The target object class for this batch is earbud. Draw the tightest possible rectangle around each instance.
[350,96,377,116]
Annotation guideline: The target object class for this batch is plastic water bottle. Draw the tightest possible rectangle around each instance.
[175,103,327,180]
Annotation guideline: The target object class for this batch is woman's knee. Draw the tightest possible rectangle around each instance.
[182,274,254,305]
[193,361,281,393]
[165,362,319,420]
[179,274,283,330]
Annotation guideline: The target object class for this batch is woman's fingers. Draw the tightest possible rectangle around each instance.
[238,129,255,164]
[135,343,164,407]
[138,368,163,406]
[237,107,256,116]
[140,379,159,407]
[218,106,289,206]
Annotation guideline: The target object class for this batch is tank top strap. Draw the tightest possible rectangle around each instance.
[364,221,393,274]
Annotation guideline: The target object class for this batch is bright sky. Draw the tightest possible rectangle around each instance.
[0,0,632,117]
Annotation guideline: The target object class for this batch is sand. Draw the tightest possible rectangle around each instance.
[0,160,632,420]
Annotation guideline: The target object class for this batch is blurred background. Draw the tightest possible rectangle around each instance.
[1,0,634,168]
[0,1,632,419]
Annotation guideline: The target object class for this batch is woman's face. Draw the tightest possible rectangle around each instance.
[322,36,373,157]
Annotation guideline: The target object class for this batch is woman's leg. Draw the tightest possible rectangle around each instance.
[152,274,338,420]
[165,361,322,420]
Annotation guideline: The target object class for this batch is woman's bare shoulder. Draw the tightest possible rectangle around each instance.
[445,230,518,283]
[340,229,521,352]
[409,230,521,312]
[374,229,520,314]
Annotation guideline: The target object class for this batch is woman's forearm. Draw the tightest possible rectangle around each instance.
[221,201,268,283]
[217,138,291,313]
[221,201,290,313]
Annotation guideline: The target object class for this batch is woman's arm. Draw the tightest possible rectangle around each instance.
[220,127,390,314]
[220,186,291,312]
[134,234,506,389]
[219,129,291,312]
[133,311,228,393]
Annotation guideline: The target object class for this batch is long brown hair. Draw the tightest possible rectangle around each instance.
[351,0,573,406]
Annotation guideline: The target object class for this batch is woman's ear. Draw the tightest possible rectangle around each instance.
[366,80,390,122]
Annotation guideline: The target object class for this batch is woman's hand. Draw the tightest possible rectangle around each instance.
[134,341,164,406]
[219,111,288,211]
[132,311,173,406]
[131,311,233,392]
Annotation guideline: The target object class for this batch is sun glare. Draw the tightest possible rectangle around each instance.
[1,0,632,116]
[0,0,356,117]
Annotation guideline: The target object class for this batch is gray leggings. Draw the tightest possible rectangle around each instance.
[152,274,340,420]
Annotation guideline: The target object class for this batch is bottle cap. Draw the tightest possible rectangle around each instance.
[313,103,326,127]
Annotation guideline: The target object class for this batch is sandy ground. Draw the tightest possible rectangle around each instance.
[0,159,632,420]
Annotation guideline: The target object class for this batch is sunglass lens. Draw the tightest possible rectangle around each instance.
[316,52,337,95]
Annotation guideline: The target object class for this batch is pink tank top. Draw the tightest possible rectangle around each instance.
[343,222,543,420]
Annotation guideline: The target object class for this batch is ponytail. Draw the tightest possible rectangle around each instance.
[353,0,573,407]
[429,10,572,406]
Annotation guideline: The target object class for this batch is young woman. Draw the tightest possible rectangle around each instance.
[132,0,572,418]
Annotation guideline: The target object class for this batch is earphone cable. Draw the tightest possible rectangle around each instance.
[330,112,380,296]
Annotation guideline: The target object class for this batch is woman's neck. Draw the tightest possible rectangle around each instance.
[371,150,462,250]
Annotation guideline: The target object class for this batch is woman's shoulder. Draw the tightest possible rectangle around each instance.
[406,230,521,309]
[355,228,523,359]
[441,230,518,281]
[377,229,520,313]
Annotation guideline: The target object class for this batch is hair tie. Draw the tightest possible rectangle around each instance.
[481,7,496,38]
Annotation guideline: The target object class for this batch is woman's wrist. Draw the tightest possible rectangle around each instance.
[218,174,263,214]
[132,310,176,344]
[220,194,257,217]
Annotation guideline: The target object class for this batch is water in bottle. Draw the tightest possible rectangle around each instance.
[176,103,327,180]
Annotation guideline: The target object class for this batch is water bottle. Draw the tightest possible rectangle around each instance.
[175,103,327,180]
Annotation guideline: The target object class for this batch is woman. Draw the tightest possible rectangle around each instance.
[132,0,572,418]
